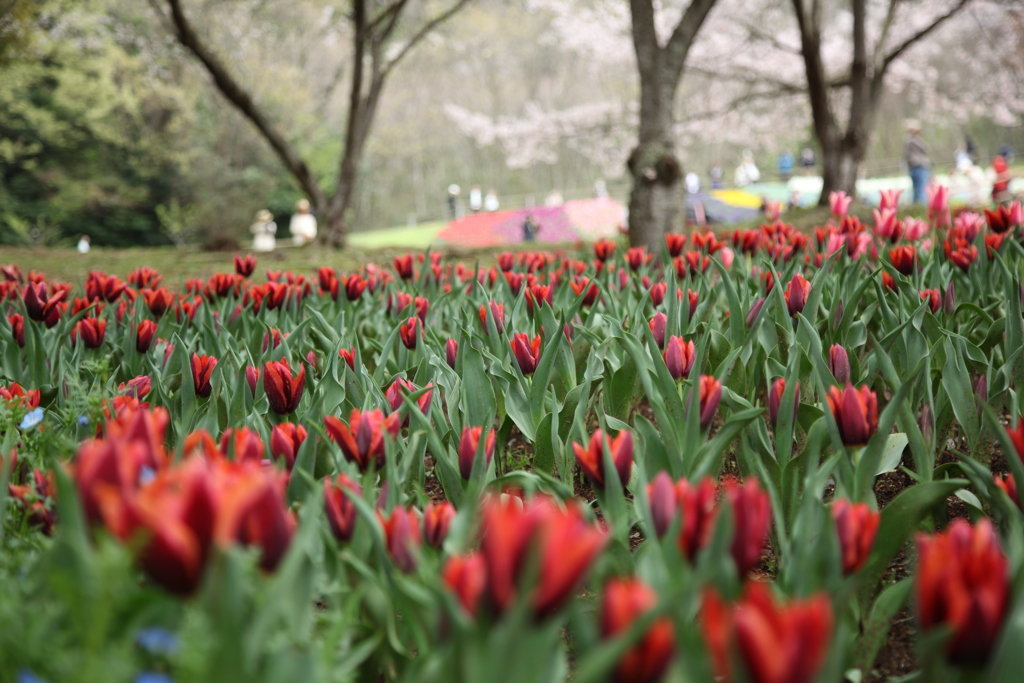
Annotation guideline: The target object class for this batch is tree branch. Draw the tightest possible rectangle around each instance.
[163,0,324,207]
[629,0,659,75]
[664,0,719,81]
[880,0,971,73]
[382,0,472,77]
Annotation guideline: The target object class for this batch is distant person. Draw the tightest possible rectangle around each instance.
[993,156,1013,204]
[999,144,1014,164]
[800,147,816,175]
[788,190,802,211]
[469,184,483,213]
[965,136,979,164]
[685,171,700,194]
[734,150,760,187]
[250,209,277,252]
[954,145,971,170]
[709,163,724,189]
[484,188,499,212]
[544,189,563,206]
[77,235,91,254]
[777,150,794,180]
[289,199,317,246]
[522,214,538,242]
[447,184,460,219]
[904,119,930,205]
[594,179,608,198]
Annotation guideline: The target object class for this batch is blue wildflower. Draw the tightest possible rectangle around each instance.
[135,673,173,683]
[78,415,90,426]
[19,407,44,430]
[17,670,49,683]
[136,627,180,657]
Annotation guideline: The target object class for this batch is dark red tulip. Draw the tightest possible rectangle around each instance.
[985,204,1013,234]
[142,288,174,317]
[698,375,722,430]
[828,344,850,384]
[944,238,978,272]
[270,423,307,469]
[570,277,599,306]
[219,427,265,464]
[648,312,667,350]
[625,247,650,271]
[445,338,458,369]
[783,273,810,316]
[380,506,420,572]
[646,471,676,540]
[387,291,413,316]
[675,476,718,562]
[245,366,260,396]
[679,288,699,320]
[399,316,420,350]
[768,377,799,426]
[413,296,429,322]
[504,271,525,295]
[831,499,880,575]
[745,297,766,327]
[234,253,257,277]
[994,473,1019,508]
[262,328,287,352]
[594,239,616,262]
[531,502,607,618]
[459,426,496,479]
[572,429,633,490]
[317,266,337,294]
[526,283,553,314]
[665,233,686,257]
[385,378,434,426]
[423,501,455,549]
[136,320,156,353]
[23,282,66,322]
[262,358,305,414]
[70,317,105,349]
[510,333,541,375]
[190,353,217,398]
[479,300,505,334]
[916,519,1009,666]
[881,271,898,293]
[826,384,878,448]
[338,347,356,370]
[919,288,941,314]
[601,577,675,683]
[443,553,487,616]
[344,273,367,301]
[324,473,361,542]
[723,477,772,576]
[393,254,415,280]
[663,336,695,380]
[8,313,25,347]
[119,375,151,399]
[889,245,917,275]
[324,409,401,472]
[1006,418,1024,462]
[649,282,667,306]
[943,282,956,315]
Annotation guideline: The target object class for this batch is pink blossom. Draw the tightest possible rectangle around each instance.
[954,212,984,242]
[1009,201,1023,228]
[927,185,950,228]
[829,191,852,219]
[902,217,929,241]
[719,247,735,269]
[764,201,781,221]
[849,232,873,260]
[872,208,899,240]
[878,188,903,211]
[825,233,847,257]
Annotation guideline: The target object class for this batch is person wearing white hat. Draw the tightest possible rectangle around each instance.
[289,199,317,246]
[904,119,930,205]
[250,209,277,252]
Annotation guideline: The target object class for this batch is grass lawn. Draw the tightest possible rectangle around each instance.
[347,222,444,250]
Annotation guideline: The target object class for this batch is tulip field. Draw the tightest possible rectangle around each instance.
[2,191,1024,683]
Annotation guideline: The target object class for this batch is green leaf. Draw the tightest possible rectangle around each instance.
[852,578,913,672]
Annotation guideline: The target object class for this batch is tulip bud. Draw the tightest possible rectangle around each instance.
[190,353,217,399]
[479,301,505,334]
[723,477,772,576]
[832,299,844,331]
[245,366,260,396]
[270,423,307,469]
[768,378,799,427]
[572,429,633,489]
[943,282,956,315]
[324,409,402,472]
[443,553,487,617]
[698,375,722,431]
[445,338,458,369]
[648,312,668,350]
[975,375,988,411]
[338,347,356,370]
[831,499,880,575]
[784,274,811,316]
[676,477,718,561]
[646,471,676,539]
[380,507,421,573]
[423,501,455,549]
[919,403,933,445]
[459,426,496,480]
[663,336,695,380]
[399,316,420,350]
[136,320,157,353]
[601,578,675,683]
[826,384,878,448]
[262,358,305,415]
[745,297,766,327]
[7,314,25,348]
[994,474,1019,509]
[509,333,541,375]
[219,427,265,463]
[828,344,850,384]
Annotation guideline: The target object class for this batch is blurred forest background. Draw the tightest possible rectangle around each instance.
[1,0,1022,248]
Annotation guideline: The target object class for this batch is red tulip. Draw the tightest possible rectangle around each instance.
[665,233,686,257]
[324,473,361,542]
[570,277,599,306]
[697,375,722,430]
[601,578,675,683]
[663,336,695,380]
[531,502,608,618]
[648,312,667,350]
[399,316,420,350]
[0,382,40,409]
[385,378,434,426]
[234,253,257,277]
[445,338,459,369]
[190,353,217,398]
[1006,417,1024,462]
[459,426,496,479]
[245,365,260,396]
[831,499,880,575]
[343,273,367,301]
[919,287,941,314]
[7,313,24,348]
[768,377,799,426]
[136,320,156,353]
[646,471,677,539]
[380,506,420,572]
[337,347,356,370]
[119,375,151,399]
[648,282,667,307]
[745,297,766,327]
[916,519,1009,666]
[393,254,415,280]
[783,273,810,316]
[723,477,772,576]
[270,423,306,469]
[526,283,553,314]
[594,239,616,262]
[479,300,505,334]
[572,429,633,489]
[505,271,525,295]
[994,473,1019,508]
[510,333,542,375]
[424,501,455,549]
[142,288,174,318]
[72,317,107,349]
[881,271,898,293]
[889,245,917,275]
[826,384,878,448]
[828,344,850,384]
[675,476,718,562]
[413,296,429,322]
[625,247,650,271]
[324,409,401,472]
[985,204,1014,234]
[262,358,305,414]
[219,427,265,464]
[679,288,699,320]
[443,552,487,616]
